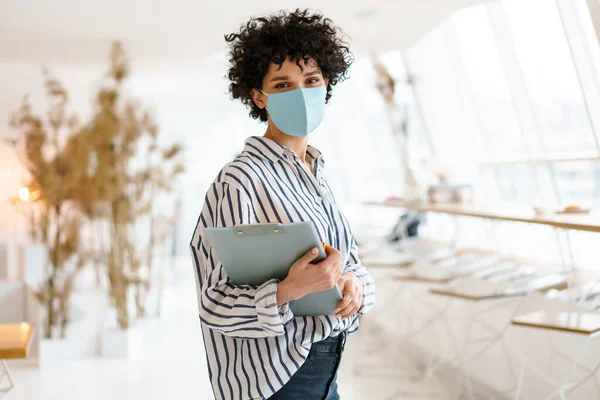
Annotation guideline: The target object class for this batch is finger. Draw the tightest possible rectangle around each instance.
[335,293,354,315]
[329,251,344,268]
[331,271,342,288]
[324,244,337,257]
[314,254,334,269]
[338,298,360,318]
[335,267,343,281]
[324,246,343,264]
[328,247,342,263]
[319,256,336,271]
[300,247,320,265]
[326,253,342,273]
[340,304,360,320]
[355,286,363,307]
[339,302,358,319]
[336,275,350,291]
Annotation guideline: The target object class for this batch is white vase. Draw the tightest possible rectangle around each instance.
[100,326,142,359]
[38,338,75,368]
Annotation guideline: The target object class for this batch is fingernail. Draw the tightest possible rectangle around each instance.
[312,248,318,254]
[334,308,339,313]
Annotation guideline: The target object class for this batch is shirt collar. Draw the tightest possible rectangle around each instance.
[243,136,325,166]
[306,144,323,162]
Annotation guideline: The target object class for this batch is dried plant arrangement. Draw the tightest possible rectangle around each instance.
[7,71,93,339]
[372,56,423,204]
[131,139,184,318]
[85,42,184,329]
[8,41,184,334]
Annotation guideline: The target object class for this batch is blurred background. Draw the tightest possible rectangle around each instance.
[2,0,600,399]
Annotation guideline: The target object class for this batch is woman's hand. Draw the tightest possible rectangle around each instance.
[334,272,363,320]
[277,245,343,306]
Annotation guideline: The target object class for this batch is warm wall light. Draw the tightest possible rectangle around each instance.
[18,187,30,202]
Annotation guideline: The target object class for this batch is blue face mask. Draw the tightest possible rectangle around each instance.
[260,86,327,137]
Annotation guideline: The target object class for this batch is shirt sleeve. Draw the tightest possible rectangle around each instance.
[190,182,294,339]
[343,235,376,315]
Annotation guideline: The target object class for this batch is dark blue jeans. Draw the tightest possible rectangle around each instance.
[268,332,347,400]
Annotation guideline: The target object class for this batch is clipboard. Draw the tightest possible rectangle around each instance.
[204,222,343,316]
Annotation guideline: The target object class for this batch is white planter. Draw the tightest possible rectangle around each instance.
[100,326,142,359]
[38,338,76,368]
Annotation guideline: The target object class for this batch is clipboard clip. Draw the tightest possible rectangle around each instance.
[234,223,285,237]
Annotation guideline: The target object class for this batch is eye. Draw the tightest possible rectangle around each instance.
[307,77,320,85]
[275,83,289,89]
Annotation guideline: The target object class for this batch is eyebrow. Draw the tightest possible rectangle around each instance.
[269,70,321,82]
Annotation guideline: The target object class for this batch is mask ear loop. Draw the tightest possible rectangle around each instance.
[258,88,275,139]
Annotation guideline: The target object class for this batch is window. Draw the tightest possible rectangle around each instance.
[551,161,600,208]
[574,0,600,80]
[494,164,542,205]
[314,57,404,202]
[401,0,600,271]
[405,20,483,181]
[451,5,525,158]
[502,0,596,154]
[559,0,600,149]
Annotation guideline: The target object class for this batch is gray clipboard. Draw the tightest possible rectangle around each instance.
[204,222,343,316]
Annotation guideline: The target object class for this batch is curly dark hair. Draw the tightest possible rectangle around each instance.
[224,9,353,122]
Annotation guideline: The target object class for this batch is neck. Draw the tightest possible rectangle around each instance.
[264,122,309,163]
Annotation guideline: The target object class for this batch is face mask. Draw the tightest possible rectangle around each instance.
[260,86,326,137]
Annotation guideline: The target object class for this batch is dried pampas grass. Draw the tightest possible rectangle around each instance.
[9,41,184,335]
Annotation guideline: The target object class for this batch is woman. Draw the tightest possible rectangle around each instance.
[190,9,375,400]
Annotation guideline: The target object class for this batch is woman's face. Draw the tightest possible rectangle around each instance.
[252,57,328,109]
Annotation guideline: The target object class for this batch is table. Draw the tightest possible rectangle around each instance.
[364,199,600,397]
[0,323,33,397]
[510,296,600,400]
[512,310,600,335]
[364,200,600,233]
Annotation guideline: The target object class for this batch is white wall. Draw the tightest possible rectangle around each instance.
[0,60,108,273]
[0,281,25,322]
[0,53,405,260]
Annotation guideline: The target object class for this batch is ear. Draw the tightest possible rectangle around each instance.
[251,88,267,109]
[324,78,329,87]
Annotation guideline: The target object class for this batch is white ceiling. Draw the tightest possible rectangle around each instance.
[0,0,483,68]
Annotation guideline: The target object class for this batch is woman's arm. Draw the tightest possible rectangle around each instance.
[191,181,293,339]
[342,236,376,315]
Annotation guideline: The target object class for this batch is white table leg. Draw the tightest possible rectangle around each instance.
[0,360,14,397]
[512,328,600,399]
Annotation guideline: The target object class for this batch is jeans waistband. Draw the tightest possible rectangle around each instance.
[312,332,347,353]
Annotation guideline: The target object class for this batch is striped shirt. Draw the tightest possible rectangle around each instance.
[190,136,375,400]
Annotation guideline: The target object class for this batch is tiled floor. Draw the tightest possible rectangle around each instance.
[5,264,453,400]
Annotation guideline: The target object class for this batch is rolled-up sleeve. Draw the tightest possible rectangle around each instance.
[255,279,294,330]
[343,236,375,315]
[190,182,294,339]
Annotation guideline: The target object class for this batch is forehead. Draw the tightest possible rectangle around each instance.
[264,56,321,77]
